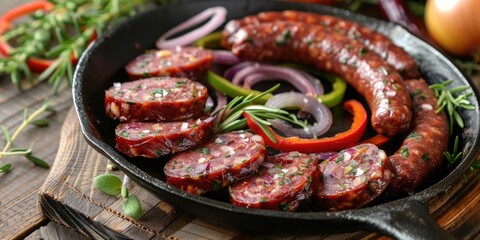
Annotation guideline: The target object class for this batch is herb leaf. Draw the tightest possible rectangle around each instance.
[122,194,143,220]
[30,119,50,128]
[0,163,12,173]
[24,154,50,168]
[429,80,475,134]
[94,174,122,196]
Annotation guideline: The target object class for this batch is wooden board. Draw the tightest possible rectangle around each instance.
[0,81,73,239]
[38,107,480,239]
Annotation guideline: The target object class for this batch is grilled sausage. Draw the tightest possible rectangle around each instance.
[226,21,412,137]
[223,11,420,79]
[125,47,212,81]
[105,77,208,122]
[164,131,267,195]
[115,117,214,158]
[313,143,392,211]
[229,151,320,211]
[388,79,449,193]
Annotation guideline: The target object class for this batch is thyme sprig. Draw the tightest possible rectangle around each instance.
[213,85,307,143]
[0,0,145,94]
[429,79,475,133]
[0,102,53,173]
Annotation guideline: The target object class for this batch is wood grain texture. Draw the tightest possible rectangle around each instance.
[0,81,72,240]
[37,108,480,240]
[24,222,89,240]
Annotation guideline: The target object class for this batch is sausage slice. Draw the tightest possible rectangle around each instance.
[229,152,320,211]
[125,47,212,81]
[115,117,214,158]
[164,131,267,195]
[313,143,392,211]
[105,77,208,122]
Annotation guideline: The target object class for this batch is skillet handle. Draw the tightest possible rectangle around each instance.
[361,199,455,240]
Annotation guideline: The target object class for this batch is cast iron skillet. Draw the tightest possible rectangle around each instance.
[72,0,480,239]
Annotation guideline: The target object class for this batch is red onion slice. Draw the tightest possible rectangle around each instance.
[156,6,227,49]
[212,90,227,114]
[224,61,255,80]
[266,92,332,138]
[232,64,321,97]
[211,50,240,65]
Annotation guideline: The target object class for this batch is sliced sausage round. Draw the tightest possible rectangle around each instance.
[229,151,320,211]
[225,21,412,137]
[105,77,208,122]
[125,47,212,81]
[115,117,214,158]
[313,143,392,211]
[164,131,267,195]
[223,11,420,79]
[388,79,449,193]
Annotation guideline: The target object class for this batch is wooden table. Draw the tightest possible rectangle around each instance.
[1,1,479,239]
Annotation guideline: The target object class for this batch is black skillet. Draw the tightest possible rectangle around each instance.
[72,0,480,239]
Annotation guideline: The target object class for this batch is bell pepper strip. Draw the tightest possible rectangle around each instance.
[361,134,391,147]
[193,31,223,49]
[0,1,55,72]
[207,70,272,104]
[319,75,347,108]
[244,99,368,153]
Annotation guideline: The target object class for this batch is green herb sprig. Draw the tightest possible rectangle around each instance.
[0,0,145,94]
[212,84,307,142]
[0,102,53,173]
[444,136,462,168]
[94,174,143,219]
[429,79,475,133]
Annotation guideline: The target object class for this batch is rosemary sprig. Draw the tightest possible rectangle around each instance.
[429,79,475,133]
[444,136,462,168]
[0,0,145,94]
[213,85,307,143]
[0,102,54,173]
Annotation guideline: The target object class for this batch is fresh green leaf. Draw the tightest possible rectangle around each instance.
[122,194,143,219]
[24,154,50,168]
[1,125,11,142]
[30,119,50,128]
[94,174,122,196]
[0,163,12,173]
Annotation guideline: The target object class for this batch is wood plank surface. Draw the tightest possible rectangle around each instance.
[0,81,73,239]
[38,107,480,240]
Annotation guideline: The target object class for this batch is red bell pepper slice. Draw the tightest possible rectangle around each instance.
[0,1,55,72]
[244,99,368,153]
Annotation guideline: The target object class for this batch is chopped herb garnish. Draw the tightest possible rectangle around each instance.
[401,147,410,158]
[198,148,210,155]
[407,132,422,140]
[175,81,187,87]
[359,47,368,56]
[119,131,130,138]
[421,153,431,161]
[335,151,345,163]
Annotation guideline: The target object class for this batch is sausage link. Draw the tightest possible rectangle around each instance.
[388,79,449,193]
[223,11,420,79]
[227,21,411,137]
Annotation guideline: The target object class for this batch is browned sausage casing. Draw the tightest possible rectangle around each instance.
[223,11,420,79]
[226,21,412,137]
[388,79,449,193]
